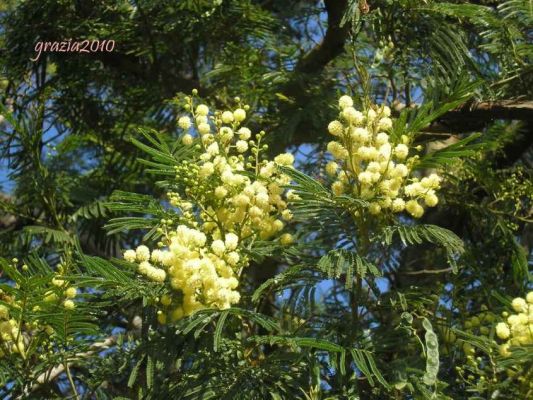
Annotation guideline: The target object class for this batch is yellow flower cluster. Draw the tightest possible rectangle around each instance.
[456,307,497,357]
[0,259,79,359]
[125,228,241,322]
[325,95,442,218]
[495,292,533,356]
[452,297,533,392]
[0,294,26,359]
[43,273,78,310]
[124,92,295,322]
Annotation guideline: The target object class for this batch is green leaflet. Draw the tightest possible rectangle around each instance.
[21,225,73,245]
[130,127,198,173]
[415,133,483,170]
[390,80,479,141]
[249,335,344,353]
[146,355,154,389]
[252,264,310,303]
[213,310,229,352]
[128,355,146,388]
[379,224,464,272]
[317,249,381,289]
[350,348,390,389]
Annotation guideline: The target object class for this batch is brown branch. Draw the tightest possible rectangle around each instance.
[271,97,533,154]
[421,100,533,134]
[26,318,142,397]
[446,99,533,121]
[269,0,354,154]
[26,335,118,397]
[402,267,454,275]
[0,192,18,230]
[295,0,351,74]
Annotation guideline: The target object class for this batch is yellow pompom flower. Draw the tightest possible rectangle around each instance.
[221,111,234,123]
[211,239,226,256]
[135,245,150,262]
[238,127,251,140]
[280,233,294,245]
[196,104,209,116]
[394,144,409,159]
[512,297,527,313]
[405,200,424,218]
[182,133,194,146]
[342,107,364,124]
[496,322,511,339]
[63,300,75,310]
[391,198,405,212]
[499,343,511,357]
[236,140,248,153]
[65,287,77,299]
[281,209,293,221]
[233,108,246,122]
[178,116,192,130]
[44,292,58,303]
[378,117,393,131]
[274,153,294,166]
[214,186,228,199]
[424,192,439,207]
[369,203,381,215]
[160,294,172,306]
[328,120,344,136]
[526,291,533,304]
[198,122,211,135]
[325,161,338,176]
[331,181,345,196]
[338,95,353,109]
[0,305,8,320]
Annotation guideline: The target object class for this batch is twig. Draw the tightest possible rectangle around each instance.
[27,336,118,395]
[64,359,79,400]
[403,267,454,275]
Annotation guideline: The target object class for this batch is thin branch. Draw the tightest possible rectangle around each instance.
[28,336,118,395]
[403,267,454,275]
[445,99,533,122]
[295,0,350,74]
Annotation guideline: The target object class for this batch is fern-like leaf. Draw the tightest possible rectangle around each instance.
[317,249,381,289]
[378,224,464,272]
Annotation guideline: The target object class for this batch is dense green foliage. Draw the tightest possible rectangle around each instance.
[0,1,532,399]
